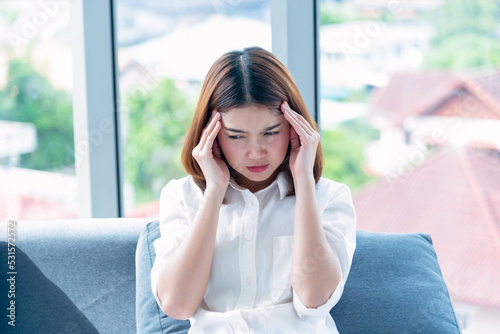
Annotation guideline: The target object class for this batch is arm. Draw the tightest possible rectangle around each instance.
[291,176,341,308]
[157,191,224,320]
[281,101,341,308]
[157,110,230,320]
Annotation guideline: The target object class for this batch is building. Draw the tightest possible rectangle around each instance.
[366,69,500,175]
[353,145,500,333]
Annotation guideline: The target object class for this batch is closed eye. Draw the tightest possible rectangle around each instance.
[228,132,279,139]
[265,131,279,136]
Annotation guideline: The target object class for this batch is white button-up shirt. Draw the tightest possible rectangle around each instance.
[151,173,356,333]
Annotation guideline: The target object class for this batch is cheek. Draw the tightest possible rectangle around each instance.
[269,133,290,154]
[279,127,291,149]
[217,135,239,160]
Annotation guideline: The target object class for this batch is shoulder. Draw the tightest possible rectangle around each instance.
[316,178,356,229]
[160,175,203,203]
[316,177,351,201]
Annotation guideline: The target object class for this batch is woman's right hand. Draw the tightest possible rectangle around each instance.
[192,110,230,196]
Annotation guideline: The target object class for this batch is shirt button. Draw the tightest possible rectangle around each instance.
[244,233,253,241]
[236,325,249,333]
[249,313,265,328]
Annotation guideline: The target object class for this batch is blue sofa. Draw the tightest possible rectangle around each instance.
[0,219,462,333]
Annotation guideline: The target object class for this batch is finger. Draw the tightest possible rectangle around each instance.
[198,111,220,149]
[284,103,319,143]
[282,102,305,127]
[284,111,319,151]
[204,111,220,136]
[202,120,221,154]
[283,102,316,136]
[282,103,313,140]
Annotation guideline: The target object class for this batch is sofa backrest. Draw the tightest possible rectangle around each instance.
[136,220,462,334]
[0,219,462,334]
[0,218,150,334]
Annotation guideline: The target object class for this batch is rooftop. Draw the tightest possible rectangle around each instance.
[369,69,500,126]
[353,146,500,309]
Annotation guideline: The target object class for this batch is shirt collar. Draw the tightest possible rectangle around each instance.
[276,172,289,200]
[228,172,289,200]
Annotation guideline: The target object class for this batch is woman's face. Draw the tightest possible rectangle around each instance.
[217,104,290,192]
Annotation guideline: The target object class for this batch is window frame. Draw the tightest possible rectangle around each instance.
[71,0,319,217]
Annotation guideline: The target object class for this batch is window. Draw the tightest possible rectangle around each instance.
[0,0,77,220]
[319,0,500,332]
[115,0,271,218]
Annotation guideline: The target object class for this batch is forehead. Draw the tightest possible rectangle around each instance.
[221,105,283,126]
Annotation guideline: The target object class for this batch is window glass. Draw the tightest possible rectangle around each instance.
[319,0,500,332]
[116,0,271,218]
[0,0,77,220]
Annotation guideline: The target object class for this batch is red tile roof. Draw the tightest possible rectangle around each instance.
[125,199,159,219]
[0,193,77,221]
[353,146,500,309]
[0,192,159,221]
[370,69,500,126]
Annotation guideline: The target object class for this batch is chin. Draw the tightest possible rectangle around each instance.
[245,167,279,181]
[245,172,271,181]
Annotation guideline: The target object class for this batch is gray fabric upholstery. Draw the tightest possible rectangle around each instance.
[136,219,190,333]
[0,218,149,334]
[331,231,462,333]
[0,241,99,333]
[135,221,462,334]
[0,219,462,334]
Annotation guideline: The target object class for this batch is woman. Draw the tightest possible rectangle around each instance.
[151,46,356,333]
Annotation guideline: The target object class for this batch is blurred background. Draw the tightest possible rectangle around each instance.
[0,0,499,332]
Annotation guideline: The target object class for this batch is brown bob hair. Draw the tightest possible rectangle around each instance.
[181,46,323,198]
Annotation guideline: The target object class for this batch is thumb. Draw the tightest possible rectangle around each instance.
[289,126,300,150]
[213,138,223,159]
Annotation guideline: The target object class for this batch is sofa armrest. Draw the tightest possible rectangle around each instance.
[1,218,150,334]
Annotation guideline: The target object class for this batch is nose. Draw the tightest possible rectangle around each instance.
[247,139,266,160]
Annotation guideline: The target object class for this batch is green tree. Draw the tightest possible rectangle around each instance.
[423,0,500,69]
[321,118,378,191]
[124,79,195,204]
[320,2,363,26]
[0,54,196,205]
[0,57,74,171]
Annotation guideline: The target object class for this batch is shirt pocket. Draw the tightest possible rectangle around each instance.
[271,235,294,304]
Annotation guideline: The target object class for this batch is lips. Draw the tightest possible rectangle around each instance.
[247,164,269,173]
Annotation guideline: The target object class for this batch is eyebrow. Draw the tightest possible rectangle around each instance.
[224,123,281,134]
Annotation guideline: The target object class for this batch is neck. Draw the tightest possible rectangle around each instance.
[233,168,281,193]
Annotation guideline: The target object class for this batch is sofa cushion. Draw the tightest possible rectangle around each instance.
[0,218,148,334]
[330,231,462,333]
[0,241,99,334]
[136,221,461,333]
[136,220,190,333]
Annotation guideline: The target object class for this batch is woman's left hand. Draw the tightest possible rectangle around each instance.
[281,101,320,182]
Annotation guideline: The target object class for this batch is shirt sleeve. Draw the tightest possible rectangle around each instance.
[292,183,357,318]
[150,179,191,309]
